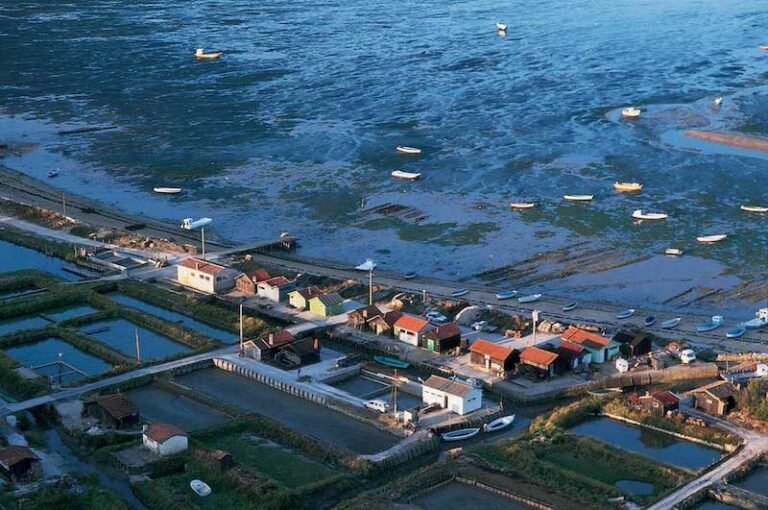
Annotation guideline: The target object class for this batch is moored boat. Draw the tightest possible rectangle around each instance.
[483,414,515,433]
[726,325,746,338]
[47,169,59,178]
[644,315,656,327]
[613,182,643,193]
[190,479,211,497]
[744,308,768,330]
[713,97,724,107]
[697,234,727,243]
[153,187,182,194]
[621,106,641,119]
[563,194,594,202]
[665,248,683,256]
[391,170,421,180]
[697,315,724,332]
[373,355,410,369]
[195,48,222,59]
[562,301,577,312]
[518,293,541,303]
[661,317,681,329]
[451,289,469,298]
[510,202,536,209]
[495,22,507,31]
[396,145,422,155]
[760,45,768,51]
[441,428,481,442]
[741,205,768,213]
[495,290,518,300]
[403,271,417,280]
[616,309,635,319]
[632,209,668,220]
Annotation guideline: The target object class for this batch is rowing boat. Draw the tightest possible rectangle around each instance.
[391,170,421,180]
[403,271,417,280]
[495,290,518,300]
[697,315,724,332]
[632,209,668,220]
[451,289,469,298]
[741,205,768,213]
[195,49,222,59]
[616,309,635,319]
[441,428,481,442]
[495,22,507,31]
[190,479,211,496]
[483,414,515,433]
[644,315,656,327]
[613,182,643,192]
[510,202,535,209]
[563,194,594,202]
[373,355,410,369]
[697,234,727,243]
[396,145,422,155]
[726,325,746,338]
[661,317,681,329]
[621,107,641,119]
[665,248,683,256]
[562,301,577,312]
[518,293,541,303]
[153,187,182,194]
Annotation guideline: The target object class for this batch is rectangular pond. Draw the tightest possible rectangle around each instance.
[0,239,78,281]
[0,315,52,336]
[5,337,111,384]
[570,417,721,470]
[413,481,529,510]
[46,305,99,322]
[125,385,229,431]
[107,293,236,343]
[84,319,191,360]
[733,465,768,497]
[177,368,400,455]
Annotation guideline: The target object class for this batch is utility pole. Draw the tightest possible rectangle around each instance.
[201,227,206,260]
[62,194,66,217]
[57,352,63,386]
[392,369,398,418]
[135,328,141,363]
[532,309,540,346]
[239,303,244,355]
[369,268,373,305]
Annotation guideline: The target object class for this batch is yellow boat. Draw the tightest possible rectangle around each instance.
[613,181,643,193]
[195,48,223,59]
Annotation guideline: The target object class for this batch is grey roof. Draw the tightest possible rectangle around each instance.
[317,292,344,307]
[423,375,475,398]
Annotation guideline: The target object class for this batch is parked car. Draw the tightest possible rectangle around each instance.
[680,349,696,364]
[471,320,488,331]
[363,400,390,413]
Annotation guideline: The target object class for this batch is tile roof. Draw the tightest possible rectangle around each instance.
[470,339,515,360]
[423,375,476,398]
[556,340,585,361]
[245,269,271,282]
[292,286,323,300]
[562,326,611,350]
[94,393,139,420]
[394,314,430,333]
[0,446,39,469]
[520,346,559,367]
[646,390,679,407]
[348,305,383,320]
[694,380,738,401]
[259,329,294,347]
[383,311,403,328]
[425,323,461,341]
[144,423,187,443]
[178,257,228,275]
[261,276,292,288]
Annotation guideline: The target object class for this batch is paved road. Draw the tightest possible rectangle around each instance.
[646,401,768,510]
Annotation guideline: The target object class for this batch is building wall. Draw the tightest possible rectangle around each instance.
[422,387,482,416]
[289,293,308,310]
[143,435,188,456]
[693,394,723,415]
[177,266,215,294]
[257,284,281,302]
[395,327,419,346]
[309,299,326,316]
[235,277,256,294]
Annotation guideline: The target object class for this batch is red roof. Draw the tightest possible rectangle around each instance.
[562,326,611,350]
[0,446,39,468]
[520,346,559,367]
[651,390,679,407]
[260,329,294,347]
[394,314,430,333]
[558,340,585,355]
[295,286,323,300]
[470,339,515,360]
[178,257,227,275]
[426,323,461,341]
[144,423,187,443]
[246,269,271,282]
[262,276,291,287]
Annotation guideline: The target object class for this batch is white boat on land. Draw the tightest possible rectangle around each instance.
[396,145,422,155]
[632,209,668,220]
[713,97,724,107]
[518,293,541,303]
[616,309,635,319]
[661,317,681,329]
[451,289,469,298]
[47,169,59,178]
[495,290,518,300]
[621,106,641,119]
[562,301,577,312]
[563,194,594,202]
[496,22,507,31]
[665,248,683,256]
[510,202,536,209]
[153,187,182,194]
[190,479,211,496]
[741,205,768,213]
[441,428,481,442]
[483,414,515,433]
[391,170,421,180]
[697,234,727,243]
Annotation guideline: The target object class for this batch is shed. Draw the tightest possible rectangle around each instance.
[256,276,295,302]
[692,380,738,416]
[209,449,234,472]
[0,446,40,482]
[177,257,241,294]
[561,326,619,363]
[613,330,653,358]
[421,323,462,352]
[347,305,384,329]
[288,286,323,310]
[639,390,679,417]
[308,292,344,317]
[393,314,431,346]
[242,329,294,361]
[469,339,518,373]
[83,393,140,430]
[234,269,272,294]
[422,375,482,415]
[275,337,321,367]
[556,340,590,371]
[143,423,189,456]
[519,346,559,378]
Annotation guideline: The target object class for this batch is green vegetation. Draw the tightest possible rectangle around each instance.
[0,473,130,510]
[0,224,79,261]
[0,349,49,399]
[529,396,603,435]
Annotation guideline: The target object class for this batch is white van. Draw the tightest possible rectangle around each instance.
[680,349,696,364]
[363,399,390,413]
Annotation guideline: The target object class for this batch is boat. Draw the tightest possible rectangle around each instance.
[441,428,481,442]
[607,496,626,504]
[726,325,746,338]
[665,248,683,256]
[396,145,422,155]
[697,315,724,332]
[713,97,724,107]
[195,48,222,59]
[760,45,768,51]
[644,315,657,327]
[621,106,641,119]
[562,301,577,312]
[510,202,536,209]
[47,169,59,178]
[616,309,635,319]
[190,479,211,497]
[563,194,594,202]
[741,205,768,213]
[403,271,417,280]
[451,289,469,298]
[153,187,182,194]
[373,355,410,369]
[661,317,681,329]
[391,170,421,180]
[495,290,518,300]
[697,234,727,243]
[496,22,507,31]
[483,414,515,433]
[744,308,768,330]
[518,293,542,303]
[632,209,668,220]
[613,182,643,193]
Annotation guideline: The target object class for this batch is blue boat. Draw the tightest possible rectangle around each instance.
[452,289,469,298]
[697,315,724,332]
[661,317,681,329]
[616,309,635,319]
[373,355,410,369]
[726,325,746,339]
[562,302,577,312]
[404,271,417,280]
[495,290,518,300]
[518,293,542,304]
[644,315,656,327]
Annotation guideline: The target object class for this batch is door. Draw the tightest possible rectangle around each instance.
[427,339,436,352]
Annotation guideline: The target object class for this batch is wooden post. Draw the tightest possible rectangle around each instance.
[239,303,244,355]
[135,329,141,363]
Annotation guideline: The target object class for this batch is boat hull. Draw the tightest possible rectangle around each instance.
[616,309,635,319]
[661,318,681,329]
[518,294,541,303]
[483,414,515,433]
[726,327,746,338]
[373,355,410,369]
[562,302,577,312]
[495,291,517,300]
[441,428,481,442]
[451,289,468,298]
[644,316,656,327]
[563,195,593,202]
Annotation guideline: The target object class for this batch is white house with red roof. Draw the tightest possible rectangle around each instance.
[176,257,242,294]
[560,326,619,364]
[142,423,188,456]
[393,314,431,346]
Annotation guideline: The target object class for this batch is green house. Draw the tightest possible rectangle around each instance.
[308,292,344,317]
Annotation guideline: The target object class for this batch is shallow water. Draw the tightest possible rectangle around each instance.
[84,318,191,360]
[615,479,654,496]
[413,481,528,510]
[0,240,77,281]
[0,315,51,336]
[733,465,768,496]
[3,1,768,306]
[5,337,111,383]
[45,305,98,322]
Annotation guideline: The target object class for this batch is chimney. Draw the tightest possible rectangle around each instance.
[268,333,274,346]
[313,337,320,352]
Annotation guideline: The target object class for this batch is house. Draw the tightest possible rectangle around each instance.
[288,286,323,310]
[692,380,738,416]
[469,339,518,374]
[421,323,462,353]
[422,375,482,415]
[242,329,294,361]
[556,341,591,371]
[639,390,679,417]
[561,326,620,364]
[308,292,344,317]
[393,314,431,346]
[83,393,140,430]
[613,330,653,358]
[347,305,384,329]
[519,346,559,378]
[0,446,40,482]
[143,423,189,456]
[256,276,295,302]
[368,310,402,336]
[275,337,321,367]
[234,269,272,294]
[177,257,242,294]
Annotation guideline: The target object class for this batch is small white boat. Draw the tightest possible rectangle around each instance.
[153,187,182,194]
[510,202,536,209]
[713,97,724,107]
[518,293,541,303]
[391,170,421,180]
[563,194,594,202]
[621,106,641,119]
[195,48,222,59]
[495,290,518,300]
[616,309,635,319]
[760,45,768,52]
[441,428,481,442]
[496,22,507,32]
[665,248,683,256]
[613,182,643,193]
[741,205,768,213]
[483,414,515,433]
[661,317,681,329]
[190,479,211,497]
[396,145,422,155]
[451,289,469,298]
[697,234,727,244]
[47,169,59,178]
[632,209,668,221]
[562,301,577,312]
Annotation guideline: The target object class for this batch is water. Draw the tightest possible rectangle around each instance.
[694,502,740,510]
[570,417,721,470]
[107,293,235,343]
[46,305,98,322]
[615,479,654,496]
[0,240,76,281]
[0,315,51,336]
[3,1,768,308]
[413,481,528,510]
[5,337,111,383]
[85,318,191,360]
[125,384,229,430]
[733,465,768,496]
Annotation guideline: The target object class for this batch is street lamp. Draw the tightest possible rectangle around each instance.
[181,217,213,259]
[355,259,377,305]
